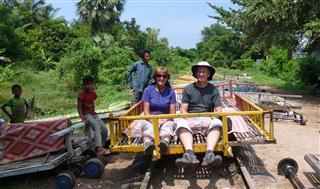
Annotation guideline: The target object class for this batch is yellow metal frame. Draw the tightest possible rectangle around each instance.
[109,89,275,161]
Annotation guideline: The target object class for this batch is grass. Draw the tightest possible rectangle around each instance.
[0,65,315,121]
[215,67,314,94]
[0,70,131,121]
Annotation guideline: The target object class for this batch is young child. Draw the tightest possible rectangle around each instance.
[77,76,109,155]
[1,84,29,123]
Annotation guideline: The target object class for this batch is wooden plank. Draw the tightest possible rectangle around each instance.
[236,156,257,189]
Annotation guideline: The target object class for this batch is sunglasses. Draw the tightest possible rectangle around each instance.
[155,74,169,79]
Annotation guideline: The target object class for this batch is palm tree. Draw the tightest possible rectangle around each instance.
[17,0,57,28]
[76,0,125,33]
[146,27,160,50]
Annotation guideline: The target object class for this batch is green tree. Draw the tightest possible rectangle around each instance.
[197,23,243,67]
[0,2,28,60]
[209,0,320,56]
[76,0,125,33]
[57,38,102,90]
[258,46,289,77]
[100,45,134,86]
[15,0,57,29]
[145,27,160,51]
[118,18,147,52]
[17,18,70,70]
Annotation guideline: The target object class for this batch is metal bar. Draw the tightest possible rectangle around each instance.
[287,173,306,189]
[119,111,263,121]
[152,119,160,160]
[229,80,233,98]
[49,122,85,139]
[65,134,74,157]
[222,116,229,156]
[268,110,274,141]
[128,120,132,145]
[109,113,115,147]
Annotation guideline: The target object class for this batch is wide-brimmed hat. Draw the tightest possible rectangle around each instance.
[191,61,216,80]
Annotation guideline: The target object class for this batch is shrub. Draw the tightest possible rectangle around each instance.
[167,55,192,76]
[57,45,102,91]
[268,46,288,70]
[258,46,289,77]
[231,58,254,70]
[100,45,135,86]
[259,59,281,77]
[297,56,320,85]
[282,59,300,82]
[152,47,172,67]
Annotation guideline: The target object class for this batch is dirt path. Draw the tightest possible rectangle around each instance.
[247,94,320,188]
[103,91,320,189]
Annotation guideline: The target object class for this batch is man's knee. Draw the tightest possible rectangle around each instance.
[177,127,192,136]
[207,126,221,135]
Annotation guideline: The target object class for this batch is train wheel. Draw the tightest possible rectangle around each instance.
[300,116,307,125]
[55,170,76,189]
[84,158,105,178]
[277,158,299,177]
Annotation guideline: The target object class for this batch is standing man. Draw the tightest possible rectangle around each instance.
[127,50,153,105]
[175,61,223,168]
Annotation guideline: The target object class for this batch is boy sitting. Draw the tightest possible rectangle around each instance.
[1,84,29,123]
[77,76,109,155]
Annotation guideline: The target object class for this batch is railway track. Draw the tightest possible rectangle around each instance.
[117,147,258,189]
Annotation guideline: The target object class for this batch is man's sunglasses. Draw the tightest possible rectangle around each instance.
[155,74,169,79]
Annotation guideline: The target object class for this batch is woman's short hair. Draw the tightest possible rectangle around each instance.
[153,66,170,80]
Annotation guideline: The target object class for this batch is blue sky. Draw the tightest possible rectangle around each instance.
[47,0,237,49]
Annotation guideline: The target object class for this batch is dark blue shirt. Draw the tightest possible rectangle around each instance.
[142,85,176,115]
[126,60,153,92]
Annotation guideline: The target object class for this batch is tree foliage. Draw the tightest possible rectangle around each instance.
[57,38,102,91]
[19,18,70,69]
[197,23,243,67]
[208,0,320,55]
[76,0,125,33]
[0,3,26,60]
[119,18,147,53]
[100,45,134,87]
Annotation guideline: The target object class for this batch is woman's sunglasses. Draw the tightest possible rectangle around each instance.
[155,74,169,79]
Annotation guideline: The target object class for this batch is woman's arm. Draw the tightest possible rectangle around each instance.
[160,104,176,123]
[143,101,150,115]
[169,104,176,114]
